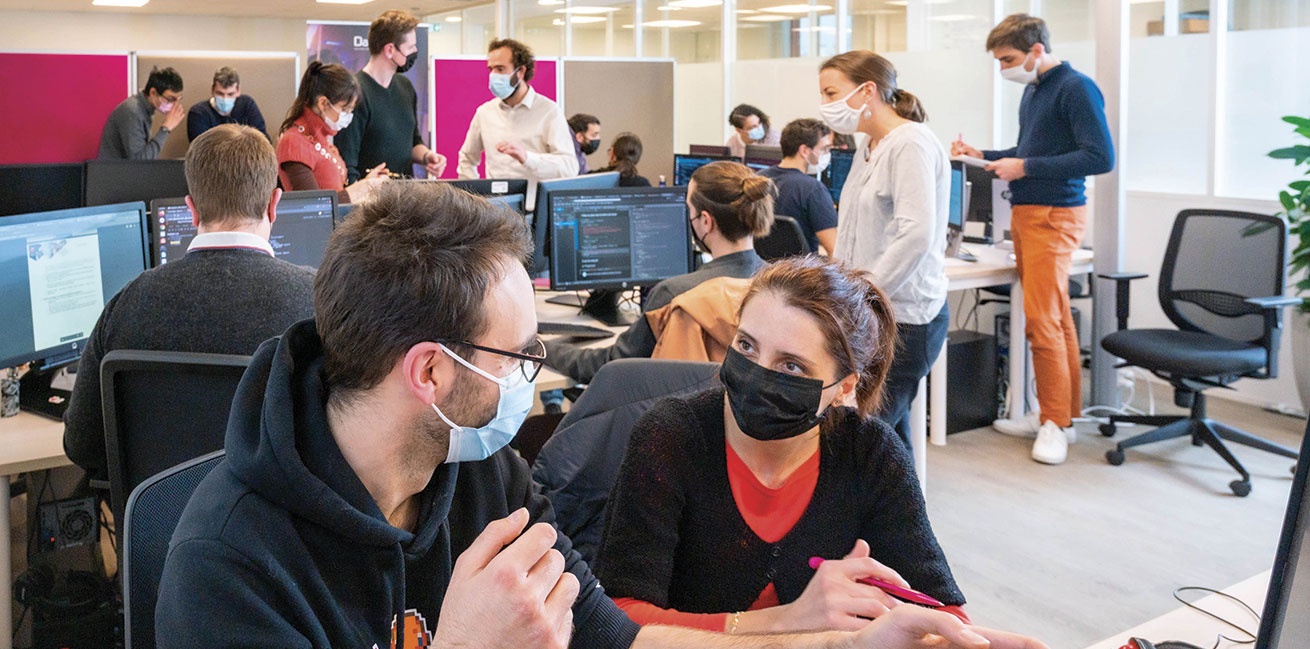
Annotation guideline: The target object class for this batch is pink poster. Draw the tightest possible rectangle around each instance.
[0,53,129,164]
[431,58,558,179]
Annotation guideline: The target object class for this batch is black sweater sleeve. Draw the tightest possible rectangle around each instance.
[856,417,966,607]
[61,291,121,479]
[593,397,694,607]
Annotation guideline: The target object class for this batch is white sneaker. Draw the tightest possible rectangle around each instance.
[993,411,1077,443]
[1031,421,1069,465]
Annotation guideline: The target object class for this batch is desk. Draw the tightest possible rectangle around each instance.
[1082,571,1269,649]
[533,292,635,411]
[0,411,70,649]
[908,246,1095,483]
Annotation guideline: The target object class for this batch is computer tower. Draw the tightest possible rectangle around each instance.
[938,329,999,434]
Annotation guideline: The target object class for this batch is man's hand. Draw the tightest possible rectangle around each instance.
[496,141,528,164]
[854,605,1051,649]
[163,101,186,131]
[423,151,447,177]
[434,508,579,649]
[772,540,904,632]
[951,141,982,159]
[985,158,1026,181]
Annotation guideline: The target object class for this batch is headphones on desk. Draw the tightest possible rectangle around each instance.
[1121,640,1206,649]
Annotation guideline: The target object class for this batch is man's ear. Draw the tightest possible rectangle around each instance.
[185,196,200,228]
[402,342,455,407]
[266,187,283,226]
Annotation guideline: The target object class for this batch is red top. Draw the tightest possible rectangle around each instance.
[613,441,968,631]
[276,109,347,192]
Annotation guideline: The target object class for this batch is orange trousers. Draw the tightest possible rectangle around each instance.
[1010,205,1088,428]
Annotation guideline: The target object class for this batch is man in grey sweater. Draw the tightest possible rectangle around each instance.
[64,124,316,479]
[97,66,186,160]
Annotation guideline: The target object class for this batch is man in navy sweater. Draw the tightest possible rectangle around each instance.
[186,66,270,142]
[954,14,1113,466]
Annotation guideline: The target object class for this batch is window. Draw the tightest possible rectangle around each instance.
[512,0,565,56]
[642,0,722,62]
[567,0,637,56]
[737,0,837,60]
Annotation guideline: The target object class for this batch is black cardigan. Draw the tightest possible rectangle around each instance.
[594,388,965,614]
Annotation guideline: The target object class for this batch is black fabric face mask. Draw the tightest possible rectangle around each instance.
[581,138,601,155]
[720,347,838,441]
[396,50,419,73]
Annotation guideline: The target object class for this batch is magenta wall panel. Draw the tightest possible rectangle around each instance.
[431,58,558,179]
[0,53,129,164]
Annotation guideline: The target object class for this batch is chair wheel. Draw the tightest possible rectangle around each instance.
[1099,423,1116,437]
[1106,449,1125,465]
[1230,480,1252,497]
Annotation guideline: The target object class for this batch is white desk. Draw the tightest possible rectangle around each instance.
[0,411,71,649]
[907,245,1095,483]
[533,291,635,410]
[1082,571,1269,649]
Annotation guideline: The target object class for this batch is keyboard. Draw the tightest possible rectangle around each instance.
[537,321,616,340]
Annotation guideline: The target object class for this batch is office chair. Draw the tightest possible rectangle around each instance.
[122,450,224,649]
[754,215,810,261]
[100,350,249,538]
[1098,209,1301,497]
[532,358,721,564]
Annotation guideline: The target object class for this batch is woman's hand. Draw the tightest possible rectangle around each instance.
[853,605,1051,649]
[345,164,389,203]
[770,540,906,632]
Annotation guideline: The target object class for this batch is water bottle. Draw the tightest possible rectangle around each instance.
[1,367,19,418]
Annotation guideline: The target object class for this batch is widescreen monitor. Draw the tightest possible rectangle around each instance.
[528,172,620,275]
[0,163,85,217]
[84,159,188,208]
[149,190,336,268]
[1254,420,1310,648]
[548,186,693,292]
[672,154,740,187]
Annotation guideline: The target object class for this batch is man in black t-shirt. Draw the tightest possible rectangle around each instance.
[759,119,839,254]
[335,10,446,182]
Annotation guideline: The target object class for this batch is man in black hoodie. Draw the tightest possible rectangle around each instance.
[154,182,1047,649]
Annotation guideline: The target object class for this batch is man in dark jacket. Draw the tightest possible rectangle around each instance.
[154,182,1047,649]
[186,66,270,142]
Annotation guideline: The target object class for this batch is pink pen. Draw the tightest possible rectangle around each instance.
[808,556,944,607]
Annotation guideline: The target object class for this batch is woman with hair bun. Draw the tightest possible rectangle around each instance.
[818,50,951,452]
[543,160,772,384]
[595,255,967,633]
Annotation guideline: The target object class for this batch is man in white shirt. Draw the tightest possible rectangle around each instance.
[457,38,579,189]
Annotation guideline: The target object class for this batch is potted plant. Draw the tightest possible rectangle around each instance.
[1270,115,1310,410]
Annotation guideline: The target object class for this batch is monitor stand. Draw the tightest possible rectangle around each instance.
[19,365,75,421]
[545,293,587,308]
[580,290,636,327]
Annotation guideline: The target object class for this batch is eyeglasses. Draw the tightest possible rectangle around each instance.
[442,338,547,382]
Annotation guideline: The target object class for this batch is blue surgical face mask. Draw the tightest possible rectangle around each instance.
[747,124,766,141]
[431,344,534,464]
[489,71,519,100]
[214,96,236,115]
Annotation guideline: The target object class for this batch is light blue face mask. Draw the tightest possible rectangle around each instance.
[489,72,519,101]
[431,343,535,464]
[214,96,236,115]
[747,124,766,141]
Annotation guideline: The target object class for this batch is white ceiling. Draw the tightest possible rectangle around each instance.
[0,0,486,22]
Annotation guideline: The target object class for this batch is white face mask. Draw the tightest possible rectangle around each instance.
[323,105,353,132]
[431,344,535,464]
[818,84,870,135]
[1000,52,1039,85]
[806,150,831,175]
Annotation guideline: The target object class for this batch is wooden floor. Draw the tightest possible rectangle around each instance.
[924,388,1305,648]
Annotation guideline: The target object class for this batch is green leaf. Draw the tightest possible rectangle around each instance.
[1291,180,1310,191]
[1284,116,1310,128]
[1282,191,1297,211]
[1297,126,1310,139]
[1269,145,1310,162]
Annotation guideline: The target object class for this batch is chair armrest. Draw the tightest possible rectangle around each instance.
[1244,295,1303,309]
[1098,272,1149,331]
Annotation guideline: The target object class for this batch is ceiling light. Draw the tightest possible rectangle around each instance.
[929,13,976,21]
[742,14,789,21]
[538,0,565,5]
[642,18,703,26]
[657,5,683,10]
[885,0,950,4]
[445,15,462,22]
[793,25,835,31]
[552,15,608,23]
[735,8,758,12]
[667,0,721,7]
[555,6,620,13]
[314,0,374,4]
[760,4,831,13]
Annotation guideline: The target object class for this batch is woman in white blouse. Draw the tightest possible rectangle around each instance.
[817,49,951,453]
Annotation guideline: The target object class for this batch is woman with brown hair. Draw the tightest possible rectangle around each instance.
[818,50,950,452]
[595,255,966,634]
[276,61,389,204]
[592,132,651,187]
[544,160,772,384]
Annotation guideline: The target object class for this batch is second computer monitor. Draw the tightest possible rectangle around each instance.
[149,190,336,268]
[822,149,855,205]
[689,144,732,157]
[442,177,530,199]
[548,186,693,292]
[85,159,188,208]
[672,154,740,186]
[529,171,621,275]
[744,144,784,171]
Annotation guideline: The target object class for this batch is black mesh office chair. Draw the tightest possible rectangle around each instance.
[754,215,810,261]
[100,350,249,536]
[122,450,224,649]
[1098,209,1301,496]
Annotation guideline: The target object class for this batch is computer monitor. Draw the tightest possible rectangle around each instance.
[488,193,527,216]
[689,144,732,157]
[822,149,855,205]
[946,161,970,258]
[335,203,355,225]
[672,154,740,187]
[442,178,530,199]
[0,202,148,372]
[1254,420,1310,648]
[0,163,85,217]
[529,171,621,275]
[744,144,783,171]
[84,159,188,207]
[548,186,693,292]
[149,190,336,268]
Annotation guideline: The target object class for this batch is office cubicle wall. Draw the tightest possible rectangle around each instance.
[431,56,559,179]
[562,59,676,185]
[135,51,299,159]
[0,52,131,164]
